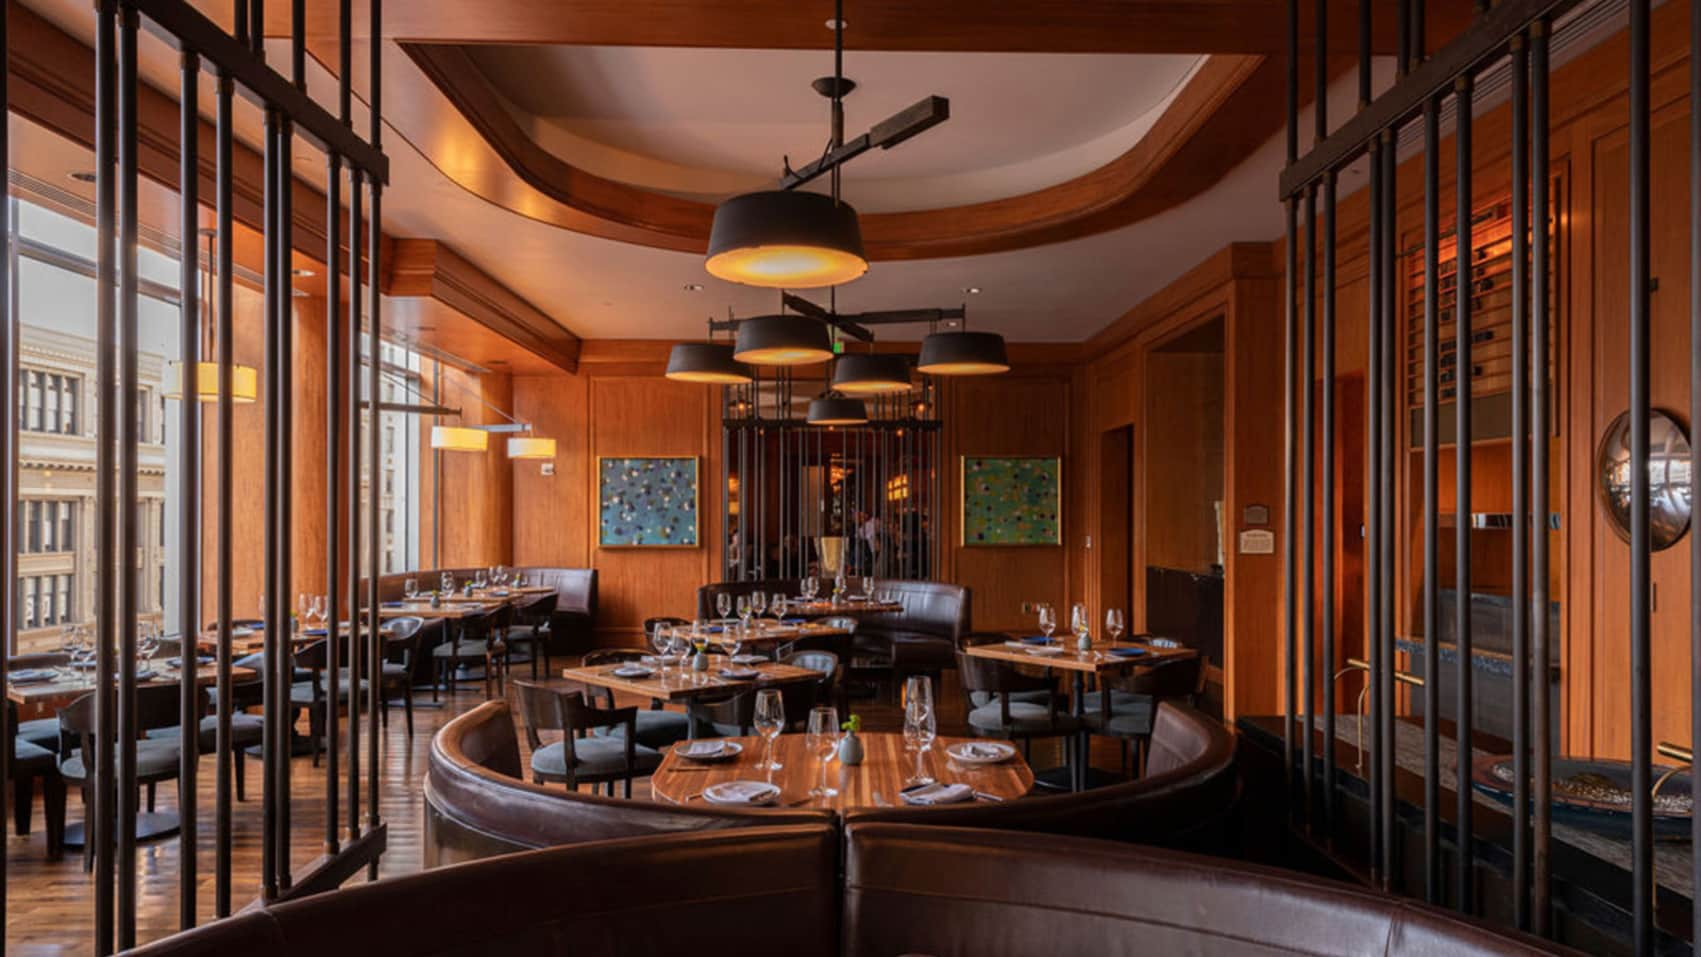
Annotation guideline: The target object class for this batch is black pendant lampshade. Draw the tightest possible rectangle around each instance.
[733,314,835,365]
[664,342,752,384]
[830,353,912,395]
[916,330,1010,376]
[806,393,869,426]
[705,190,869,289]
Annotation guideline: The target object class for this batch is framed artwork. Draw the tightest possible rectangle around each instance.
[960,456,1062,546]
[597,456,700,548]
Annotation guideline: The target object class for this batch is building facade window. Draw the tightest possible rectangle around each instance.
[20,369,80,434]
[18,574,74,630]
[19,499,77,554]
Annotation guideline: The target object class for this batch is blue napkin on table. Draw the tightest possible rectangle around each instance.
[781,618,806,625]
[705,625,725,634]
[303,628,328,637]
[1107,647,1147,658]
[381,601,404,608]
[1020,636,1053,645]
[165,656,215,668]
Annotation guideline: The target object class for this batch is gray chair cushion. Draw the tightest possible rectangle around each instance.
[13,738,58,774]
[967,689,1052,709]
[434,641,493,659]
[530,738,661,779]
[17,717,59,751]
[595,709,692,750]
[1080,691,1156,737]
[60,739,181,781]
[145,713,265,750]
[967,701,1080,736]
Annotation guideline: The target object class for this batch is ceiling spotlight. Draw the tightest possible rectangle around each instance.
[683,283,704,292]
[68,171,97,184]
[807,393,868,427]
[733,314,835,365]
[830,353,912,395]
[705,190,868,289]
[917,330,1010,376]
[962,286,982,295]
[665,342,752,384]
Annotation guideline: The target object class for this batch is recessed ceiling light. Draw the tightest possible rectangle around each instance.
[68,171,96,184]
[962,286,982,295]
[683,283,703,292]
[291,288,309,298]
[292,267,315,277]
[824,17,847,29]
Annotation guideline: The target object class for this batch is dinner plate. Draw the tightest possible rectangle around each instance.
[701,780,781,806]
[946,741,1016,765]
[675,740,743,763]
[717,667,762,680]
[8,669,56,684]
[609,665,655,679]
[730,654,766,665]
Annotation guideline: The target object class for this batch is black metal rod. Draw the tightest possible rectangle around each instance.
[260,109,281,902]
[291,0,305,89]
[277,114,295,893]
[1321,169,1337,840]
[176,47,202,932]
[93,4,118,945]
[1302,181,1317,831]
[1283,191,1298,812]
[116,7,140,945]
[1365,137,1383,883]
[346,169,363,845]
[1530,18,1553,936]
[213,71,235,920]
[339,0,352,124]
[1412,0,1426,62]
[367,175,383,861]
[325,147,343,857]
[1509,32,1532,933]
[0,6,9,946]
[1628,1,1653,951]
[1397,0,1411,75]
[1453,73,1474,914]
[1421,93,1441,907]
[1315,0,1327,143]
[1359,0,1372,106]
[1378,127,1398,896]
[1691,0,1701,946]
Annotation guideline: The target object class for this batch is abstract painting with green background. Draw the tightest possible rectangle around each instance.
[961,456,1061,546]
[598,456,700,547]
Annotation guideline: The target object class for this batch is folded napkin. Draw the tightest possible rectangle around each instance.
[381,601,404,608]
[730,654,767,665]
[901,782,974,806]
[8,668,56,684]
[639,655,665,665]
[165,656,215,668]
[956,742,1010,761]
[780,617,806,625]
[1020,636,1053,645]
[718,667,762,680]
[1107,647,1148,658]
[232,626,257,636]
[610,665,655,678]
[676,740,733,760]
[302,628,329,637]
[490,589,511,597]
[703,780,780,806]
[133,669,158,681]
[705,625,725,634]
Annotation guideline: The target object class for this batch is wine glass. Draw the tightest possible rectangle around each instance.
[751,590,767,619]
[137,626,160,674]
[651,624,675,673]
[716,592,732,620]
[861,575,876,600]
[440,572,455,595]
[403,577,419,600]
[313,595,328,628]
[736,595,752,632]
[1105,608,1126,643]
[723,627,743,663]
[801,576,818,601]
[807,705,840,798]
[298,593,311,630]
[771,595,789,620]
[754,689,786,772]
[1036,603,1057,641]
[902,676,936,786]
[1071,602,1090,644]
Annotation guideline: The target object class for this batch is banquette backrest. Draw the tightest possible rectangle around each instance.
[424,699,831,866]
[695,578,799,619]
[369,566,598,654]
[843,702,1235,850]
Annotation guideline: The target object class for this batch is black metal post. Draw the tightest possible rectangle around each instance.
[1378,127,1398,896]
[213,71,236,919]
[1302,181,1317,831]
[92,4,118,946]
[1421,93,1441,908]
[1627,1,1653,951]
[346,169,362,846]
[324,147,344,858]
[1365,137,1383,883]
[1530,19,1553,936]
[1510,31,1533,933]
[176,47,202,932]
[116,6,141,945]
[1321,169,1337,840]
[260,108,281,903]
[1453,72,1474,914]
[1283,191,1298,813]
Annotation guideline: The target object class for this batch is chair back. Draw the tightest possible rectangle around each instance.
[557,689,634,739]
[1113,653,1207,705]
[510,680,566,752]
[383,617,425,671]
[955,634,1048,696]
[782,649,840,715]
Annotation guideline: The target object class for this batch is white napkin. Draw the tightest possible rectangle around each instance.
[703,780,780,806]
[954,742,1010,761]
[900,782,974,806]
[677,740,731,760]
[730,654,767,665]
[611,664,654,678]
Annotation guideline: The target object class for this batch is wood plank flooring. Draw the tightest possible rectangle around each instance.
[2,664,1091,953]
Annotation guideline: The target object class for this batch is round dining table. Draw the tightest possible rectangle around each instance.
[648,732,1033,813]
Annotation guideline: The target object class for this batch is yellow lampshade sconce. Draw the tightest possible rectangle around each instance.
[429,425,488,453]
[165,360,259,403]
[506,436,557,460]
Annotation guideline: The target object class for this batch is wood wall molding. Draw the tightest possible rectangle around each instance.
[387,239,581,373]
[402,43,1295,260]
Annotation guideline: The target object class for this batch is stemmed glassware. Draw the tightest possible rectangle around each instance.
[137,623,160,674]
[807,705,840,798]
[1070,602,1090,647]
[860,575,876,601]
[800,576,818,602]
[1105,608,1126,643]
[313,595,328,629]
[902,676,936,786]
[736,595,753,633]
[651,624,676,674]
[403,578,419,601]
[754,689,785,772]
[750,590,767,626]
[771,595,789,619]
[1036,603,1057,642]
[716,591,732,620]
[723,628,743,663]
[440,572,455,595]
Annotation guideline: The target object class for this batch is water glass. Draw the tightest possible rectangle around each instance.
[650,623,674,666]
[403,578,419,600]
[1105,608,1126,642]
[861,576,875,600]
[751,590,767,618]
[1070,602,1090,642]
[1036,603,1057,640]
[801,576,818,601]
[440,572,455,594]
[314,594,329,626]
[736,595,752,630]
[771,596,789,619]
[902,676,936,785]
[807,705,840,797]
[716,592,732,619]
[754,688,786,771]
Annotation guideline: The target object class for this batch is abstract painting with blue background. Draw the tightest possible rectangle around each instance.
[598,456,700,547]
[962,456,1061,546]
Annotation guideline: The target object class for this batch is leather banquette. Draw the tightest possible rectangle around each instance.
[423,699,830,866]
[373,566,598,657]
[126,821,1577,956]
[845,701,1237,851]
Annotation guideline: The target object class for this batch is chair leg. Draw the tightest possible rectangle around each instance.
[13,775,32,836]
[43,775,65,861]
[623,777,632,799]
[81,785,94,873]
[146,782,156,813]
[234,746,247,801]
[404,684,415,737]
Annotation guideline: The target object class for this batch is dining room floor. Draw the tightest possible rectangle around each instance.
[3,658,1101,953]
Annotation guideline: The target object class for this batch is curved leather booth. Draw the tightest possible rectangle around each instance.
[127,822,1576,956]
[846,701,1236,850]
[374,566,598,657]
[424,699,830,865]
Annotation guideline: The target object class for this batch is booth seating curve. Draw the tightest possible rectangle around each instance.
[844,701,1236,851]
[424,699,831,865]
[372,567,598,670]
[124,822,1577,956]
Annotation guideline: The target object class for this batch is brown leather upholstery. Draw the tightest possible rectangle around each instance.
[695,578,798,619]
[841,823,1574,957]
[845,702,1235,850]
[128,825,840,957]
[371,566,598,657]
[129,822,1575,957]
[853,579,970,674]
[424,699,832,865]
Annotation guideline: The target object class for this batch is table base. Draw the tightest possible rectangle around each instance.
[63,811,180,848]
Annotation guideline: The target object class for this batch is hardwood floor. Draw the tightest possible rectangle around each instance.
[2,664,1088,953]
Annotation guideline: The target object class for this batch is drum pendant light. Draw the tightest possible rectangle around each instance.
[830,353,912,394]
[430,426,488,453]
[166,360,259,403]
[917,330,1010,376]
[705,191,868,289]
[807,392,868,426]
[507,436,557,460]
[733,314,835,366]
[665,341,752,384]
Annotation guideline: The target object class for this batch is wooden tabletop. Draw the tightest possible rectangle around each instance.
[782,598,904,618]
[673,619,852,649]
[376,600,499,620]
[560,655,822,702]
[962,638,1196,674]
[7,664,258,714]
[650,732,1034,813]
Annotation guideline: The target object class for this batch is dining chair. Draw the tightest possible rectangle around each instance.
[575,650,690,749]
[780,649,840,725]
[143,684,265,801]
[505,592,557,679]
[9,652,70,751]
[955,634,1078,779]
[290,639,356,768]
[378,616,425,735]
[1083,650,1207,777]
[57,687,184,872]
[433,609,505,698]
[510,681,661,797]
[8,700,64,859]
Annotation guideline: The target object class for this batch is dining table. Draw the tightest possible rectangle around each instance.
[961,637,1197,791]
[649,732,1034,813]
[560,654,823,737]
[6,662,258,718]
[672,618,853,652]
[779,597,904,619]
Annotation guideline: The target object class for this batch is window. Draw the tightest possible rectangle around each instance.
[17,574,74,630]
[20,499,78,554]
[20,369,80,434]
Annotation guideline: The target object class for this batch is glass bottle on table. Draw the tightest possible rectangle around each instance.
[807,705,840,798]
[753,688,785,772]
